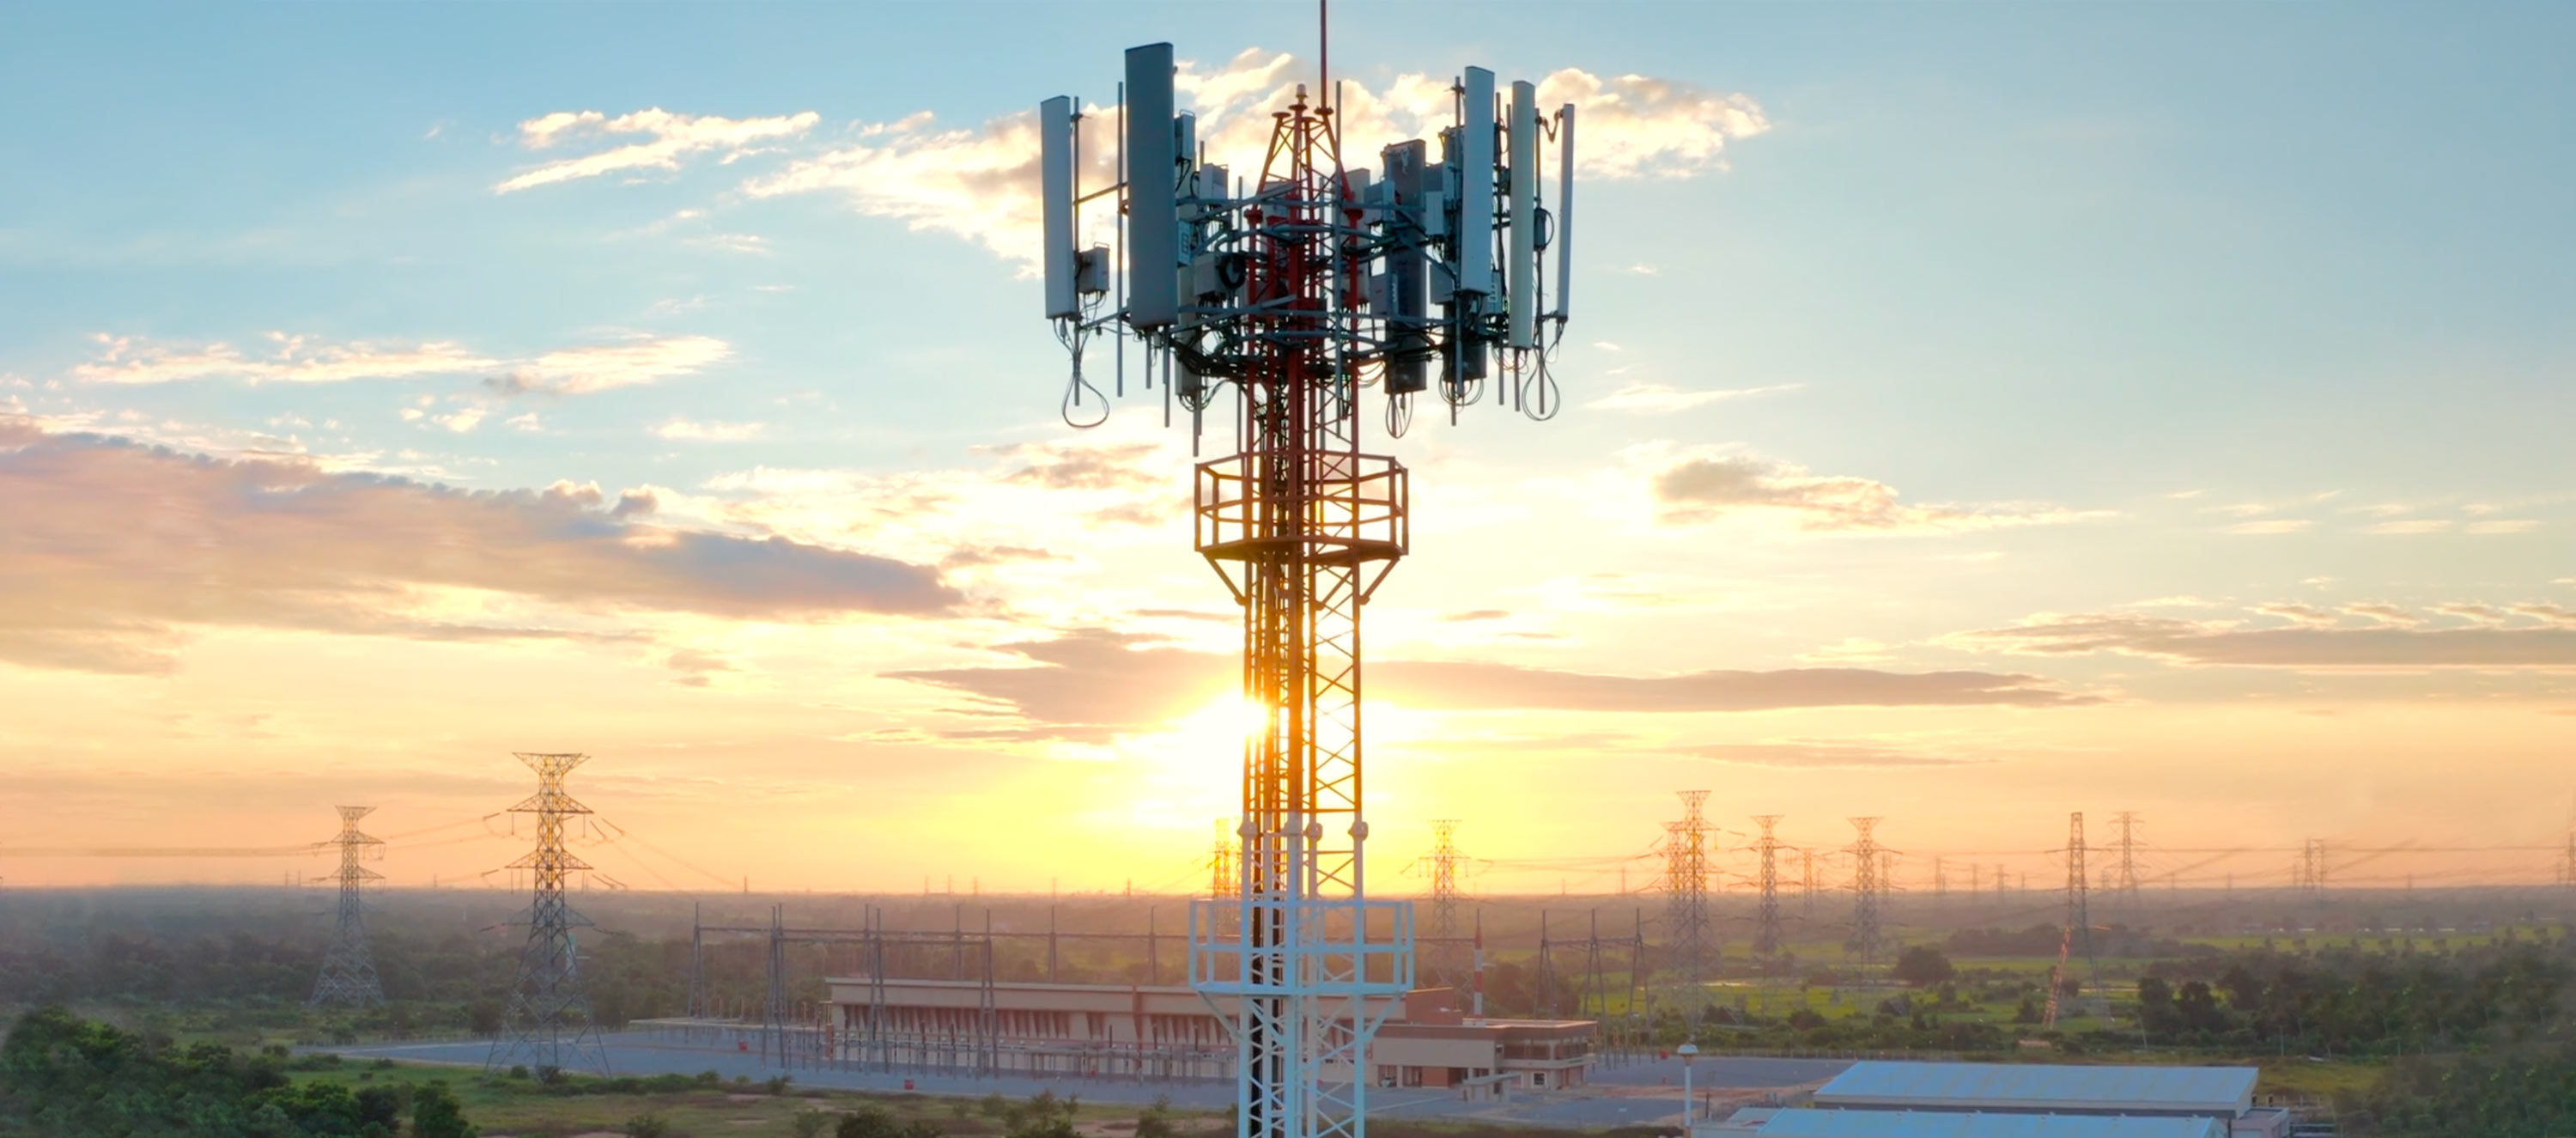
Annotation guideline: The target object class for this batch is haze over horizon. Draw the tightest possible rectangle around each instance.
[2,3,2571,896]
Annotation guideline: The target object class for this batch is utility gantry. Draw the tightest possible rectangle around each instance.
[1036,27,1577,1138]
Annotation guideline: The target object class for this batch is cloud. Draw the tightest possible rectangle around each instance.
[1677,741,1992,769]
[655,417,765,442]
[490,336,731,396]
[884,629,2094,739]
[2359,519,2451,535]
[75,332,499,386]
[1953,609,2576,672]
[744,50,1765,265]
[2221,520,2312,535]
[885,629,1228,740]
[993,440,1166,492]
[2432,602,2511,626]
[1370,660,2096,712]
[496,107,823,193]
[1585,383,1799,414]
[1528,68,1771,178]
[76,332,728,396]
[740,107,1059,264]
[2467,520,2541,535]
[2341,602,2420,628]
[2251,602,2339,627]
[1649,451,2104,533]
[0,418,958,674]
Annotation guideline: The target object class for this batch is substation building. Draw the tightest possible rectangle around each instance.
[817,981,1594,1095]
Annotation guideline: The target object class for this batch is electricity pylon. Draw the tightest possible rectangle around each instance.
[1847,818,1883,969]
[2044,811,2105,1027]
[1752,815,1783,957]
[1422,820,1466,985]
[309,806,386,1008]
[1210,819,1237,899]
[487,752,608,1075]
[1663,791,1714,981]
[2112,811,2142,898]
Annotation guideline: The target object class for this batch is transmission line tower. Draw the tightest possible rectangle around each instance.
[1847,818,1883,970]
[1210,819,1237,899]
[1663,791,1714,981]
[1419,820,1467,985]
[2112,812,2142,898]
[1752,815,1783,957]
[488,752,608,1076]
[1801,849,1817,918]
[1038,35,1577,1138]
[2044,811,2105,1027]
[309,806,386,1008]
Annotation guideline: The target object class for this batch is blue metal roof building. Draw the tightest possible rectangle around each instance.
[1812,1062,2259,1120]
[1747,1108,2227,1138]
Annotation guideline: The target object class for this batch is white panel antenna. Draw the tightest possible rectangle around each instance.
[1123,43,1178,330]
[1455,67,1496,299]
[1553,103,1575,321]
[1040,95,1078,320]
[1505,79,1539,350]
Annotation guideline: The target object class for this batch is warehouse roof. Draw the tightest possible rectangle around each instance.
[1812,1062,2257,1115]
[1751,1108,2228,1138]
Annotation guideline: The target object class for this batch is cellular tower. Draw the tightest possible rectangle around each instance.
[1035,21,1576,1138]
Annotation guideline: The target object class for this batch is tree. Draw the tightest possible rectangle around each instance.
[412,1081,479,1138]
[2136,976,2178,1034]
[1892,946,1955,989]
[840,1108,896,1138]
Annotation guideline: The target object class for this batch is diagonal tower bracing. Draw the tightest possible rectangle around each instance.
[1663,791,1714,981]
[1752,815,1783,957]
[1847,818,1884,969]
[309,806,386,1008]
[488,752,608,1075]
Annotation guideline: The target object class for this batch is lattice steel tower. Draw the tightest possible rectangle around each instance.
[1211,819,1239,899]
[1663,791,1715,981]
[1038,33,1576,1138]
[1419,819,1467,985]
[1752,815,1783,957]
[488,752,607,1075]
[2044,811,2104,1027]
[1847,818,1883,967]
[2111,811,2142,898]
[310,806,386,1008]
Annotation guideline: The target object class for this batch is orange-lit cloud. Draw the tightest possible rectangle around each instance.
[884,626,2097,742]
[0,418,957,675]
[1649,451,2107,533]
[1956,607,2576,670]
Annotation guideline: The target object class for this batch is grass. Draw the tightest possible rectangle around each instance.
[289,1062,1206,1138]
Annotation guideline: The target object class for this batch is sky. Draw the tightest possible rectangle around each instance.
[1,2,2572,899]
